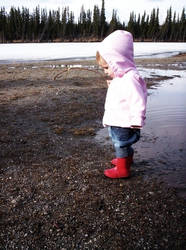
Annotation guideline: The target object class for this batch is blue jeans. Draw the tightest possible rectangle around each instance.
[108,126,140,158]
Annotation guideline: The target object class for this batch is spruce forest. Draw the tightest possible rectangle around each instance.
[0,0,186,43]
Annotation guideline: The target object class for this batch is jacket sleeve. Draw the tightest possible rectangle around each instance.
[128,74,147,127]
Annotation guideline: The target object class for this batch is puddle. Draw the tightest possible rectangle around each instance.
[138,67,186,79]
[95,68,186,199]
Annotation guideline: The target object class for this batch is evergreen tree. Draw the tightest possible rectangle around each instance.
[86,9,92,37]
[100,0,106,38]
[9,7,17,41]
[179,8,186,41]
[55,8,61,40]
[0,7,7,42]
[61,7,67,39]
[161,7,172,41]
[47,10,55,41]
[67,11,75,39]
[135,14,141,39]
[93,5,100,38]
[140,11,146,40]
[170,11,178,41]
[155,8,160,40]
[21,7,30,41]
[148,8,159,41]
[34,6,40,41]
[78,5,87,36]
[40,8,48,41]
[127,12,136,36]
[109,9,122,34]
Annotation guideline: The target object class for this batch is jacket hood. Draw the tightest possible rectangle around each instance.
[98,30,136,77]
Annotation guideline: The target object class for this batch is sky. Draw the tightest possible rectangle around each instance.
[1,0,185,24]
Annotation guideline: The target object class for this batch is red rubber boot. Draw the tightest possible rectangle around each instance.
[104,157,130,178]
[111,154,133,166]
[111,158,118,165]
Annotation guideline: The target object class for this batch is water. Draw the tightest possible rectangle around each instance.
[138,72,186,159]
[0,42,186,63]
[95,68,186,198]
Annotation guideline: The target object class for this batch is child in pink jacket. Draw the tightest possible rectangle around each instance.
[96,30,147,178]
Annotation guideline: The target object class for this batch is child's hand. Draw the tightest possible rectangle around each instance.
[107,80,111,87]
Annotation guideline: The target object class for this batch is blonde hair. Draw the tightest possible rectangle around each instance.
[96,51,107,67]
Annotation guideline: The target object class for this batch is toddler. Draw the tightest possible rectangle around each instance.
[96,30,147,178]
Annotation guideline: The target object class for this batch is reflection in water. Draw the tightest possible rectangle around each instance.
[140,73,186,158]
[95,68,186,198]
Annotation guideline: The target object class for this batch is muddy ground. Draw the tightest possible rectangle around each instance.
[0,55,186,249]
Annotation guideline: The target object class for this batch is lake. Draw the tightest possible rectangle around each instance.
[0,42,186,63]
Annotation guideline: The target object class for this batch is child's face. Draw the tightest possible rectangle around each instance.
[101,62,114,79]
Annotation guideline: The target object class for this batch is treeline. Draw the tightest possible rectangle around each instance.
[0,0,185,43]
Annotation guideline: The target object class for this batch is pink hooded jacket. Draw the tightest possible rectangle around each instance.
[98,30,147,128]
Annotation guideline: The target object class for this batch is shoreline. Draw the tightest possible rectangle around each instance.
[1,39,186,43]
[0,55,185,248]
[1,52,186,66]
